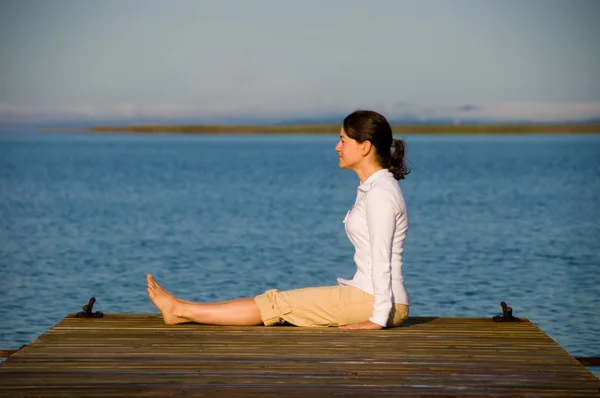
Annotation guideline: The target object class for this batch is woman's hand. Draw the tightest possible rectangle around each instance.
[339,320,383,330]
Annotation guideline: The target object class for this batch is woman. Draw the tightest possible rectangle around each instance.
[147,110,410,330]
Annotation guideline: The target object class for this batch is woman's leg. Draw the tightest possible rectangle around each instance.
[146,274,263,326]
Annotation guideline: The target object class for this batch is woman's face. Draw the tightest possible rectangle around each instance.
[335,127,362,170]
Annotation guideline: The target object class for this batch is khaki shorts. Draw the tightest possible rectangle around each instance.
[254,285,409,328]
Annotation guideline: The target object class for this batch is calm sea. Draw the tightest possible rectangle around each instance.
[1,130,599,376]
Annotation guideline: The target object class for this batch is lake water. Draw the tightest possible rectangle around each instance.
[1,130,599,377]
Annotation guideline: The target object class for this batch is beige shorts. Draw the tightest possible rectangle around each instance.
[254,285,409,328]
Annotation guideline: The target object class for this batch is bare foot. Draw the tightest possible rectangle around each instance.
[146,274,188,325]
[145,274,199,305]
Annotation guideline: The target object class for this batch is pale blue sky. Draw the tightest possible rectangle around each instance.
[1,0,599,122]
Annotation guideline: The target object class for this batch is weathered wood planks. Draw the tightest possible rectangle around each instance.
[1,315,598,397]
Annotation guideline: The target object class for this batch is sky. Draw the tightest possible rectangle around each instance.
[1,0,599,123]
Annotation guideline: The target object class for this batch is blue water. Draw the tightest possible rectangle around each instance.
[1,130,599,377]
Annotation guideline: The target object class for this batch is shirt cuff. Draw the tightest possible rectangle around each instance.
[369,314,389,327]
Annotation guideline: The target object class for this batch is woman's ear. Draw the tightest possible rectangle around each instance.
[361,140,373,156]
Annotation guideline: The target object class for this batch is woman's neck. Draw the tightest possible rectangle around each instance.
[355,164,384,185]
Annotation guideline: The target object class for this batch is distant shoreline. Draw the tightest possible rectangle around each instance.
[46,124,600,135]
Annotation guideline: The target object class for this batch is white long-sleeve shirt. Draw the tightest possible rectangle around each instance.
[337,168,409,327]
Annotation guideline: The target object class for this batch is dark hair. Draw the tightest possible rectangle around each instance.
[342,110,410,180]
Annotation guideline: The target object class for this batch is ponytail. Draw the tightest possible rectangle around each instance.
[388,138,410,180]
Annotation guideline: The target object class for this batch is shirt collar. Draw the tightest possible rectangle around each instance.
[357,169,391,192]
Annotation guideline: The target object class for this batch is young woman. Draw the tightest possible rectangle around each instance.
[147,110,410,330]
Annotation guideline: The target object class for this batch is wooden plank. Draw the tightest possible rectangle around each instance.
[0,350,18,358]
[1,315,598,397]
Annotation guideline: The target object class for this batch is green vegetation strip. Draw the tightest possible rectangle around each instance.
[50,124,600,134]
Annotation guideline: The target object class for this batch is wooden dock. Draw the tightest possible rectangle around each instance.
[1,314,598,397]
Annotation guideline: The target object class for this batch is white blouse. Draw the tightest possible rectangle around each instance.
[337,168,409,326]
